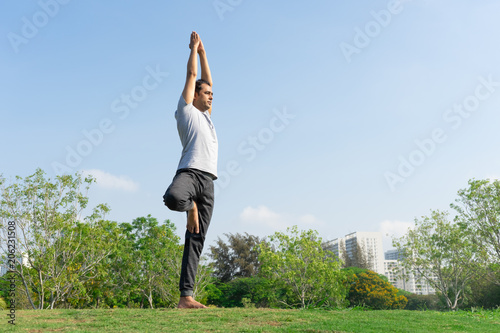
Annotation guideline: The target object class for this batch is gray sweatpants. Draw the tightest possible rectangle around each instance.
[163,168,215,297]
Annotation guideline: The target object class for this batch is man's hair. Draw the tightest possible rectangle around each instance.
[195,79,211,94]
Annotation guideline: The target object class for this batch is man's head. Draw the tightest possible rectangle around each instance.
[193,79,213,112]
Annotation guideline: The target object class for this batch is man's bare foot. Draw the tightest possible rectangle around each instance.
[187,202,199,234]
[177,296,207,309]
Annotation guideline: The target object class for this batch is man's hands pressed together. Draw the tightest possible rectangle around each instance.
[189,31,201,50]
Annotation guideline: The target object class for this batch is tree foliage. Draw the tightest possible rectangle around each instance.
[452,178,500,285]
[0,169,213,310]
[339,239,372,270]
[394,210,479,311]
[0,169,118,309]
[205,277,274,308]
[95,216,211,309]
[117,216,183,308]
[259,226,347,309]
[461,275,500,309]
[404,294,444,311]
[5,170,499,310]
[345,268,407,309]
[208,232,263,282]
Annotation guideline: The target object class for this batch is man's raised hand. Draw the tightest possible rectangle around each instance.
[189,31,201,50]
[197,39,205,54]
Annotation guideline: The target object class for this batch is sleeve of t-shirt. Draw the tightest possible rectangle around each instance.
[175,95,190,121]
[177,95,187,110]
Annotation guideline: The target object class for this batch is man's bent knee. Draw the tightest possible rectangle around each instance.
[163,190,178,210]
[163,189,192,212]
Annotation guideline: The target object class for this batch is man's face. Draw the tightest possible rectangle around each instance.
[194,84,213,112]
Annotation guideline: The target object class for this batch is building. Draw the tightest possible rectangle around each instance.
[324,231,385,275]
[383,250,436,295]
[385,249,404,260]
[324,232,437,295]
[384,260,401,288]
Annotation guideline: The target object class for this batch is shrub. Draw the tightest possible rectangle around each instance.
[463,276,500,309]
[206,277,274,308]
[259,227,347,309]
[346,269,407,310]
[405,294,444,311]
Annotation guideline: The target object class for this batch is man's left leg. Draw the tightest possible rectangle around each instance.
[178,171,214,308]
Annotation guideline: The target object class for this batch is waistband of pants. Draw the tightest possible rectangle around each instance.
[177,168,217,181]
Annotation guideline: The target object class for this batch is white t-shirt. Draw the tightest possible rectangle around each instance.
[175,95,218,179]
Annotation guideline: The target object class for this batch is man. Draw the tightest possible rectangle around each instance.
[163,31,217,309]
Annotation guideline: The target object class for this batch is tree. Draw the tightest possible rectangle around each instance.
[117,216,182,309]
[345,268,407,310]
[339,239,371,270]
[205,276,274,308]
[0,169,116,309]
[0,170,213,309]
[48,219,120,309]
[462,275,500,309]
[105,216,212,309]
[76,221,128,309]
[208,232,263,282]
[394,210,479,311]
[452,179,500,285]
[259,226,347,309]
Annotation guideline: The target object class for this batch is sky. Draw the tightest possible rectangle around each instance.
[2,0,500,253]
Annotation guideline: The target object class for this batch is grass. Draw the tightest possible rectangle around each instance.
[1,307,499,332]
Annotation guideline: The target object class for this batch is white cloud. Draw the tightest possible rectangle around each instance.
[82,169,139,192]
[379,220,414,250]
[379,220,413,238]
[240,205,287,229]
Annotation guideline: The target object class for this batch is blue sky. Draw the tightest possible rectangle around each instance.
[2,0,500,252]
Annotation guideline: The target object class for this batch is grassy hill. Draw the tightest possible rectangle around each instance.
[1,308,499,332]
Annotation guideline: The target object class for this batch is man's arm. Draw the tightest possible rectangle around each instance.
[197,40,213,114]
[182,32,200,105]
[198,40,212,86]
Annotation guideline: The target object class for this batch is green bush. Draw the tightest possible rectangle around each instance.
[405,294,444,311]
[345,268,407,310]
[463,277,500,309]
[206,277,275,308]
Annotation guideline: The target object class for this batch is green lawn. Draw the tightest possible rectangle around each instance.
[1,308,499,332]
